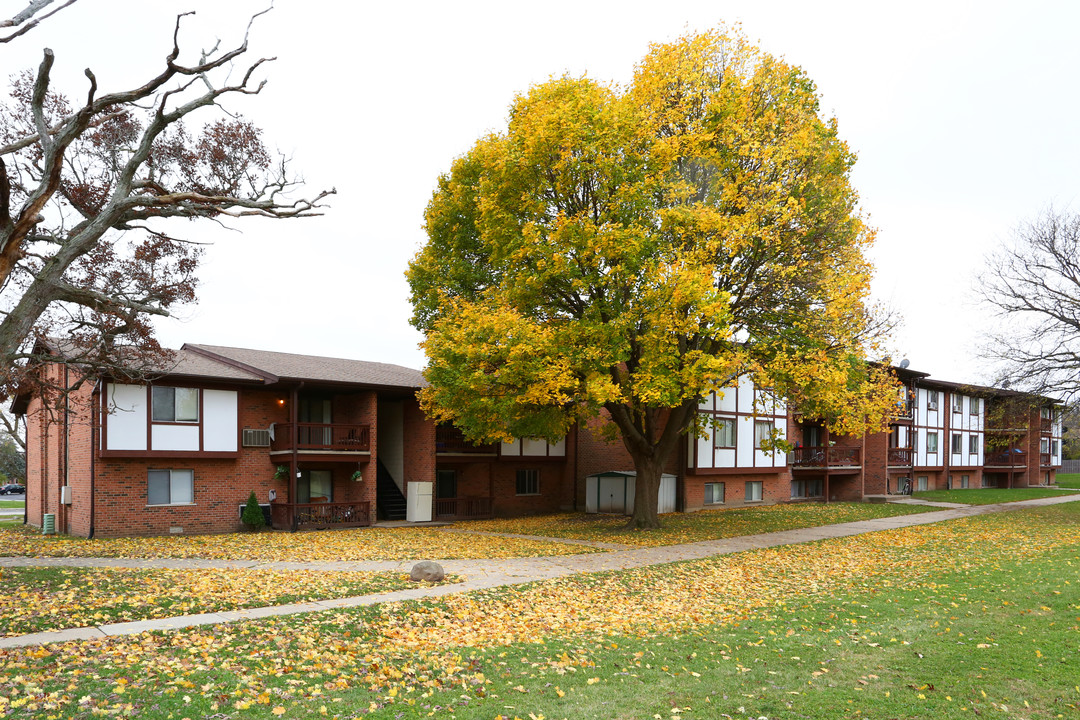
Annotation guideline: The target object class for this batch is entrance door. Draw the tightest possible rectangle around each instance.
[435,469,457,500]
[299,395,332,446]
[298,470,333,503]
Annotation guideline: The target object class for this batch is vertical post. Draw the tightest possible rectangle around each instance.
[289,385,299,532]
[823,425,830,503]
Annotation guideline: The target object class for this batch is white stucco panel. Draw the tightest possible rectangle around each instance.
[151,424,199,452]
[203,389,238,452]
[106,383,147,450]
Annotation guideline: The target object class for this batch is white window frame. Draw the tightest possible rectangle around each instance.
[147,469,194,506]
[927,431,939,453]
[151,386,199,423]
[713,417,736,449]
[745,480,763,502]
[704,482,725,505]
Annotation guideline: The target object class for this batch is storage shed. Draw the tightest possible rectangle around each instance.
[585,471,677,515]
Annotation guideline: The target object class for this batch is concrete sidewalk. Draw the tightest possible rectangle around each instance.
[2,493,1078,649]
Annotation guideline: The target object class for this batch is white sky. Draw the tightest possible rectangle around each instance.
[5,0,1079,384]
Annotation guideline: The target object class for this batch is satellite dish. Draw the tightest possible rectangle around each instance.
[899,359,910,369]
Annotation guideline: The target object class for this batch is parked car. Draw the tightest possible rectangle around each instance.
[0,484,25,495]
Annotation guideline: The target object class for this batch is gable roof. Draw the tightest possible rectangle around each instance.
[182,344,426,389]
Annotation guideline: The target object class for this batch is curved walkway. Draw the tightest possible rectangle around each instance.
[2,493,1078,650]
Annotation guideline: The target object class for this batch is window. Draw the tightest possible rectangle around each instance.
[745,480,763,502]
[516,469,540,495]
[298,470,333,503]
[1041,406,1052,419]
[951,433,962,454]
[1052,440,1060,456]
[916,476,928,491]
[968,435,979,454]
[952,395,962,412]
[927,390,939,411]
[791,478,823,499]
[1041,437,1050,454]
[961,475,969,489]
[152,386,199,422]
[969,398,979,415]
[704,482,725,505]
[927,431,938,453]
[713,417,736,449]
[754,420,774,449]
[147,469,194,505]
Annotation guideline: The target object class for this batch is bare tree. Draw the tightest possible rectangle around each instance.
[1,0,77,44]
[980,207,1080,398]
[0,7,333,399]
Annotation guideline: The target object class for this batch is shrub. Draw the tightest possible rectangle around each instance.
[242,491,266,531]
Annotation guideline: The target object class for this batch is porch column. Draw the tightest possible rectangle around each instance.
[290,385,299,532]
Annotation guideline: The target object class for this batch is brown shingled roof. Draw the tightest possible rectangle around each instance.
[183,344,426,389]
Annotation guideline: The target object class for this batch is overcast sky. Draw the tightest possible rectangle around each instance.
[6,0,1079,385]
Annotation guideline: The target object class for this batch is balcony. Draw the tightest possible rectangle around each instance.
[887,447,913,466]
[270,500,371,530]
[436,425,498,456]
[792,446,861,468]
[434,496,493,519]
[1041,452,1052,466]
[270,423,370,453]
[984,449,1026,467]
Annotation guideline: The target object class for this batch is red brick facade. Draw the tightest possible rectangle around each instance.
[16,351,1064,537]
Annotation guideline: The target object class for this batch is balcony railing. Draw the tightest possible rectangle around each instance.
[887,447,913,466]
[270,423,370,452]
[984,449,1026,467]
[270,501,371,530]
[792,446,861,467]
[436,425,498,454]
[434,496,493,519]
[1040,418,1052,432]
[1041,452,1052,466]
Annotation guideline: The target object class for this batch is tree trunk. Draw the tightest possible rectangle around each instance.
[627,453,665,529]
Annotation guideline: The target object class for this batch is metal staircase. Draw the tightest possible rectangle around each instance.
[376,459,407,520]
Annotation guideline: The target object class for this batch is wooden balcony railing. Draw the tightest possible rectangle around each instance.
[984,449,1026,467]
[887,447,913,466]
[435,425,498,454]
[1040,418,1052,432]
[434,496,493,519]
[792,446,861,467]
[270,423,370,452]
[1041,452,1052,466]
[270,501,371,530]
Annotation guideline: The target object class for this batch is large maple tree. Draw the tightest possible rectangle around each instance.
[408,29,898,528]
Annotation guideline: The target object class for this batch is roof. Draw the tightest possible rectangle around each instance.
[916,376,1060,404]
[182,344,426,389]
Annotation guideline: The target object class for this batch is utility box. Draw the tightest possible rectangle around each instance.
[406,481,433,522]
[42,513,56,535]
[60,485,72,505]
[585,471,676,515]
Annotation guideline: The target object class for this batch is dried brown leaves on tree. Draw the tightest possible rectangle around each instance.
[0,4,333,403]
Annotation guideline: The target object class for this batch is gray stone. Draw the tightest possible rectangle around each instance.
[409,560,445,582]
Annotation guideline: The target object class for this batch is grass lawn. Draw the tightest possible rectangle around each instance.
[912,487,1077,505]
[0,500,24,508]
[0,566,451,637]
[457,502,937,546]
[3,504,1076,719]
[1056,472,1080,489]
[0,524,604,561]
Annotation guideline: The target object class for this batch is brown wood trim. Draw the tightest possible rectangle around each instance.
[687,466,787,476]
[99,450,240,459]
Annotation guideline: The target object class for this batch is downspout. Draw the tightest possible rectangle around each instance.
[572,421,579,512]
[89,381,100,539]
[63,364,69,534]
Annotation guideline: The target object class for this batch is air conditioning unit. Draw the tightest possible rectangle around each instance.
[242,428,272,447]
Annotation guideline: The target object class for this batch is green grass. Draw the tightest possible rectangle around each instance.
[912,487,1077,505]
[1056,472,1080,489]
[0,500,24,508]
[457,501,938,546]
[4,504,1077,719]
